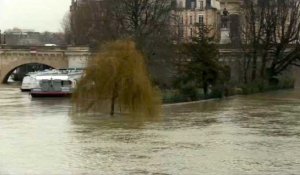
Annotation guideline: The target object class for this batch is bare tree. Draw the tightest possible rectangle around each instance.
[268,0,300,79]
[65,0,116,47]
[66,0,176,86]
[242,0,266,81]
[62,13,72,45]
[109,0,175,85]
[241,0,300,82]
[67,0,173,47]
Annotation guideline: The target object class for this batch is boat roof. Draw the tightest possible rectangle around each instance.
[27,70,62,77]
[26,69,83,78]
[35,74,70,81]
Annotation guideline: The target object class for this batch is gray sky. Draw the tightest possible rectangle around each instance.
[0,0,71,32]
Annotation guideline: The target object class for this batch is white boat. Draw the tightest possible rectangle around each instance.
[20,75,38,92]
[30,74,76,97]
[20,68,84,92]
[20,69,62,92]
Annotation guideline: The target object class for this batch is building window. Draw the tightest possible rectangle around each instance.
[179,27,184,39]
[191,1,195,9]
[200,1,204,10]
[199,15,204,25]
[186,0,196,9]
[190,15,193,25]
[206,0,211,8]
[178,1,183,8]
[190,28,193,37]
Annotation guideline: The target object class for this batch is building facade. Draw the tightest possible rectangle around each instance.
[173,0,242,43]
[0,28,65,46]
[1,28,41,46]
[173,0,221,42]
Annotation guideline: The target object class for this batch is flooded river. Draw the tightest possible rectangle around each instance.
[0,86,299,175]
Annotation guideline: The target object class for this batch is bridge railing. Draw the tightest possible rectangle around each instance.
[0,44,69,50]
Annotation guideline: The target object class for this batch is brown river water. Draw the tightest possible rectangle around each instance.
[0,86,299,175]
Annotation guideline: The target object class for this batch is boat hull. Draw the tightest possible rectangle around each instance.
[20,88,31,92]
[30,92,72,97]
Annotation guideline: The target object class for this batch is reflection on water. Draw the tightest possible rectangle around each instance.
[0,86,300,175]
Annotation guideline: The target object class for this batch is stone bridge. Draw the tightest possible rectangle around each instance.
[0,46,91,83]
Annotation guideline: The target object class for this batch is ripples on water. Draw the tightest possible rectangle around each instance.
[0,86,300,175]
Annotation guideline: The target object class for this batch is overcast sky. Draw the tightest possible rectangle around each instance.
[0,0,71,32]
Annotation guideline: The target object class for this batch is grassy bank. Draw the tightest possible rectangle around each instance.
[163,78,295,104]
[239,79,295,95]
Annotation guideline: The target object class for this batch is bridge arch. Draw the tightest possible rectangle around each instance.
[0,47,91,84]
[2,62,55,83]
[0,54,68,84]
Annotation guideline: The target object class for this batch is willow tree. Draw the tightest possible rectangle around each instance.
[73,40,161,116]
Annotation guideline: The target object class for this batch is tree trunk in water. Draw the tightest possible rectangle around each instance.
[260,51,269,79]
[251,54,257,81]
[243,66,248,84]
[260,59,266,79]
[110,85,118,116]
[244,75,248,84]
[110,93,116,116]
[203,72,208,97]
[203,81,208,97]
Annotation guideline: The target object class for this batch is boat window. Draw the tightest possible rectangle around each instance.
[53,80,62,91]
[62,80,72,87]
[40,80,51,91]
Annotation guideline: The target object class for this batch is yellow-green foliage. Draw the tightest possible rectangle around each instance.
[72,39,161,116]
